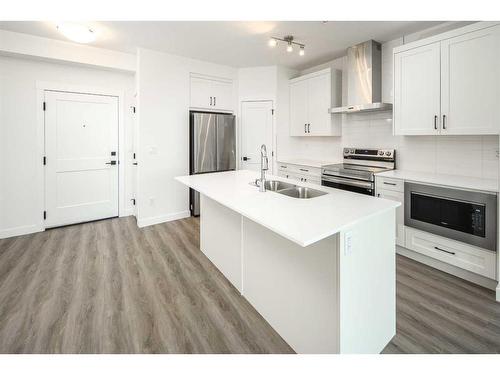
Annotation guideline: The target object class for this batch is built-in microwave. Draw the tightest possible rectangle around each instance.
[404,182,497,252]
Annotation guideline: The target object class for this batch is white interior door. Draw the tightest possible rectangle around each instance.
[240,101,273,172]
[44,91,119,227]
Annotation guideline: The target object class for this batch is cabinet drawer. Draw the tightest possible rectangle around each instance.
[376,177,404,193]
[277,163,321,177]
[277,170,320,185]
[405,227,496,279]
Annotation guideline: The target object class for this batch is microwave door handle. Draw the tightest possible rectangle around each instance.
[322,176,373,189]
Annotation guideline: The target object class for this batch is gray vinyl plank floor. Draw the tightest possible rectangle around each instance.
[0,216,499,354]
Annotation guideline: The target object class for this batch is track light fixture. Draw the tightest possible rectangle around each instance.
[268,35,305,56]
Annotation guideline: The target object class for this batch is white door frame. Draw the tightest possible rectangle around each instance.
[36,81,127,229]
[238,100,275,173]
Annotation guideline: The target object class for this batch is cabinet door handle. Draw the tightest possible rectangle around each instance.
[434,115,438,130]
[304,124,307,133]
[214,97,216,106]
[434,246,455,255]
[299,168,309,172]
[442,114,446,129]
[210,96,213,106]
[383,182,397,186]
[307,124,311,133]
[280,165,287,168]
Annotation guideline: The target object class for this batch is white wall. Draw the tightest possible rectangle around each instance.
[276,24,499,180]
[0,55,136,238]
[0,29,136,73]
[136,48,237,227]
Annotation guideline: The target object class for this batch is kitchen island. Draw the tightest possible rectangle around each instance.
[175,170,400,354]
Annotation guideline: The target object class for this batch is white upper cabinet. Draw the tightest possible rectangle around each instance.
[290,80,309,135]
[190,74,233,111]
[289,68,342,136]
[394,42,441,135]
[440,26,500,135]
[394,22,500,136]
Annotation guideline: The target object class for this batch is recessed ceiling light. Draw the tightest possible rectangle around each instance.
[286,43,293,53]
[57,23,96,44]
[299,46,305,56]
[268,38,277,47]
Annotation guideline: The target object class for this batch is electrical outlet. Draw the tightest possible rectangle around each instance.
[344,231,353,256]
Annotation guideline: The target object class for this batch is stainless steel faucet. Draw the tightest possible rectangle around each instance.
[258,144,268,192]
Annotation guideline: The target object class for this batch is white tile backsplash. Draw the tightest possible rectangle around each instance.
[278,112,499,180]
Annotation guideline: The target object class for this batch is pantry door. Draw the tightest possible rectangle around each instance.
[44,90,119,227]
[240,100,274,172]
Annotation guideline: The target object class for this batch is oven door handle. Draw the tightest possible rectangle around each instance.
[322,175,373,189]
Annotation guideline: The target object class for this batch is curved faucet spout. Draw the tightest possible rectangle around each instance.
[259,144,269,192]
[261,144,267,157]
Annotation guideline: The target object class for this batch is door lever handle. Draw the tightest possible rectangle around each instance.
[105,161,117,165]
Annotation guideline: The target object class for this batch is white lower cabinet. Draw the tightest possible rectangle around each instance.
[375,175,497,281]
[376,189,405,247]
[405,227,496,279]
[277,162,321,185]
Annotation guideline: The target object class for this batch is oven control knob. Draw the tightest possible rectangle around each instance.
[344,149,349,154]
[350,149,355,154]
[385,151,392,156]
[378,151,384,156]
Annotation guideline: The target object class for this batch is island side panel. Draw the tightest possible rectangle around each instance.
[241,217,339,354]
[338,209,396,353]
[200,195,243,292]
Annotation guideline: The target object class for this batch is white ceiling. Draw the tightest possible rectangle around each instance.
[0,21,443,69]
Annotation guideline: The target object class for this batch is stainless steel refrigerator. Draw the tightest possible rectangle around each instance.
[189,111,236,216]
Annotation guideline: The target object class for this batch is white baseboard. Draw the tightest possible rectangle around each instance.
[397,246,498,290]
[137,210,190,228]
[120,208,135,218]
[0,224,44,239]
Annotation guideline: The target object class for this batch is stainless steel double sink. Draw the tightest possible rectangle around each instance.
[252,179,328,199]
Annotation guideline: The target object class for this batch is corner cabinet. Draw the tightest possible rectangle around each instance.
[190,74,233,112]
[394,22,500,136]
[289,68,342,136]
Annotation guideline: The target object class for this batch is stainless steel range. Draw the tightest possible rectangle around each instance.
[322,148,396,196]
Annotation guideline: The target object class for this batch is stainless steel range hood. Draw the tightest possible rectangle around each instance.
[329,40,392,114]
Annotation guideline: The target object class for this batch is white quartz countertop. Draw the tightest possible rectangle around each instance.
[176,170,400,247]
[377,170,498,193]
[276,158,340,168]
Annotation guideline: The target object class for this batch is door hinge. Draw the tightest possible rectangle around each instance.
[43,211,46,220]
[43,156,46,165]
[43,102,46,111]
[271,109,274,115]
